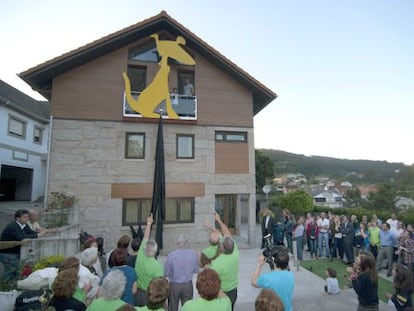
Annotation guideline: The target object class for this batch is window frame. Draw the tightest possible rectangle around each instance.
[8,115,27,139]
[125,132,145,159]
[122,197,195,226]
[215,131,247,143]
[33,126,43,144]
[176,134,194,159]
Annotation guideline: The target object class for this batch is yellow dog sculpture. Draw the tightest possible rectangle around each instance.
[122,34,195,119]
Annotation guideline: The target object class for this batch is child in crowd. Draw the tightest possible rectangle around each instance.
[324,267,340,295]
[386,264,413,311]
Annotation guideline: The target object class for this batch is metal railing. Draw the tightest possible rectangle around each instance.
[123,91,197,120]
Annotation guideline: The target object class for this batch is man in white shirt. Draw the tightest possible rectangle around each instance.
[317,212,330,258]
[386,213,399,235]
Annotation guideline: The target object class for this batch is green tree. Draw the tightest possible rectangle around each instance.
[344,187,362,208]
[280,190,314,214]
[366,183,396,210]
[255,150,274,192]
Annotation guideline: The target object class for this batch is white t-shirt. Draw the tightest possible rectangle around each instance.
[326,277,340,294]
[317,218,330,233]
[386,218,398,234]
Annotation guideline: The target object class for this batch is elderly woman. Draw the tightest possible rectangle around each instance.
[181,269,231,310]
[87,269,127,310]
[136,277,170,311]
[49,268,86,311]
[101,248,137,305]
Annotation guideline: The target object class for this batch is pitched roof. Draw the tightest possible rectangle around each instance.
[19,11,276,115]
[0,79,50,123]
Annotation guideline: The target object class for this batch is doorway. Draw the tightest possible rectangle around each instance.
[0,165,33,201]
[215,194,237,234]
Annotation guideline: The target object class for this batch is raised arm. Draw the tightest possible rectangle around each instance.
[202,218,221,234]
[143,213,154,241]
[214,212,231,237]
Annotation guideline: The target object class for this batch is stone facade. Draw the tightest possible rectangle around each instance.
[48,119,256,252]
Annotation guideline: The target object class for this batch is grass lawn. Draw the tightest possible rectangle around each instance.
[301,258,394,303]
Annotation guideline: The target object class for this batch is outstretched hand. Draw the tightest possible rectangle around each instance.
[147,213,154,226]
[214,212,222,223]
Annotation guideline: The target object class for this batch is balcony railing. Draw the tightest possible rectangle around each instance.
[123,91,197,120]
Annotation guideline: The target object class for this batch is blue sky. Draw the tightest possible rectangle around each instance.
[1,0,413,165]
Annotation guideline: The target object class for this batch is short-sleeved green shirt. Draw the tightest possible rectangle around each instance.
[86,298,125,311]
[202,245,218,259]
[210,240,239,291]
[181,296,231,311]
[135,240,164,290]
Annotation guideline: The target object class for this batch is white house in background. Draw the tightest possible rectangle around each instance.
[311,188,344,208]
[0,79,50,202]
[395,196,414,210]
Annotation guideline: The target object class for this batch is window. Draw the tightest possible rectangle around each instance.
[315,197,326,203]
[33,126,43,144]
[127,66,147,92]
[129,44,159,63]
[122,197,194,225]
[125,133,145,159]
[215,131,247,142]
[178,71,195,96]
[8,116,26,139]
[176,134,194,159]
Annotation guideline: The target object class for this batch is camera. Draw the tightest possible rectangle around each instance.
[262,234,279,270]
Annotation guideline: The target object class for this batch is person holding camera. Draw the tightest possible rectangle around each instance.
[251,246,294,311]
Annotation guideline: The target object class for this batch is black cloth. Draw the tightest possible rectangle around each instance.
[352,272,379,307]
[49,296,86,311]
[0,221,38,254]
[390,288,413,311]
[126,254,137,268]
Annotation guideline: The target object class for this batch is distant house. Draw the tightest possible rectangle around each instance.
[0,80,49,202]
[311,187,344,208]
[358,185,379,199]
[395,196,414,210]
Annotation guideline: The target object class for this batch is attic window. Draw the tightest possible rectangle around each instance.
[129,44,159,63]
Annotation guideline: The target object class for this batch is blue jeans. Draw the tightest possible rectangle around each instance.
[318,232,330,257]
[309,238,317,256]
[295,236,304,261]
[331,237,344,259]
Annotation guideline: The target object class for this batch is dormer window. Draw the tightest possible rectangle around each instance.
[129,44,159,63]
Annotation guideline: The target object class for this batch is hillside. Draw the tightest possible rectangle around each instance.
[259,149,407,183]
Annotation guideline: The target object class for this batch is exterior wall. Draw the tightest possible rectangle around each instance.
[51,43,253,127]
[0,106,48,201]
[48,119,256,252]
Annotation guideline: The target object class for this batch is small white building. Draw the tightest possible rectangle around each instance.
[0,80,49,202]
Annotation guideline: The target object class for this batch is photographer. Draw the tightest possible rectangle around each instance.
[251,246,294,311]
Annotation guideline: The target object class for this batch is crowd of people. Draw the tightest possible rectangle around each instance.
[261,208,414,310]
[1,207,413,310]
[0,209,290,311]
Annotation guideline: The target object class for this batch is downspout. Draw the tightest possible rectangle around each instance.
[43,115,53,209]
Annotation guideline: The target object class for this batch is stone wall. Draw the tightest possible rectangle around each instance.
[48,119,256,253]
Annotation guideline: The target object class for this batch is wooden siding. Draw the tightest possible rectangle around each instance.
[51,35,254,127]
[215,142,249,174]
[111,182,205,198]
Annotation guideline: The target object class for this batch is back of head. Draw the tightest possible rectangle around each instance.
[273,247,289,270]
[147,277,170,309]
[111,248,128,266]
[176,234,189,248]
[100,269,126,300]
[81,247,98,267]
[394,264,414,292]
[117,235,132,249]
[15,209,29,220]
[52,268,78,298]
[326,267,337,278]
[145,239,158,257]
[58,257,80,272]
[196,269,221,301]
[255,289,284,311]
[130,237,142,252]
[222,237,234,255]
[359,251,377,285]
[209,232,220,246]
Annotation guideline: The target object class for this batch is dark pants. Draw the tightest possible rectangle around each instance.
[369,245,378,259]
[344,240,354,264]
[295,236,304,261]
[134,288,147,307]
[309,238,317,256]
[0,253,20,280]
[224,288,237,311]
[331,237,344,259]
[168,281,193,311]
[357,304,379,311]
[286,233,293,253]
